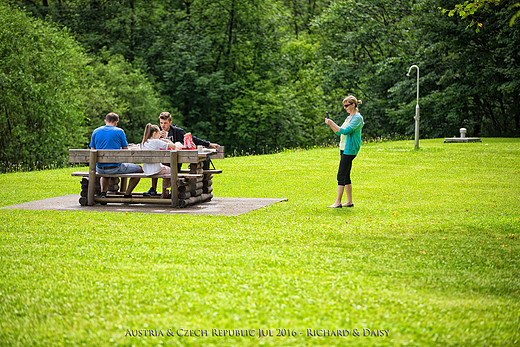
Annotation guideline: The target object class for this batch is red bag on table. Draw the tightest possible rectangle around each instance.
[183,132,196,149]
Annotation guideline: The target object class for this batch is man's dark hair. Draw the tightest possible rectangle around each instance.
[105,112,119,123]
[159,112,171,122]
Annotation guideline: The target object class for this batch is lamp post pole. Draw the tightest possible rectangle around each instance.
[407,65,420,149]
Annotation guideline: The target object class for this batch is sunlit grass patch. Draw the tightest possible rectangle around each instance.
[0,138,519,346]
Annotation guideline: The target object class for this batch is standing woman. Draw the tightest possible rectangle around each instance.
[325,95,364,208]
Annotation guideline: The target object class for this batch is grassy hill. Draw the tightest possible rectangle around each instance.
[0,138,519,346]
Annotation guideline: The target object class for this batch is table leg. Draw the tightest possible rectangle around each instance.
[87,150,97,206]
[170,151,178,207]
[119,177,128,193]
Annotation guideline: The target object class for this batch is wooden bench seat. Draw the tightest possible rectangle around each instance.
[179,169,223,174]
[71,171,204,179]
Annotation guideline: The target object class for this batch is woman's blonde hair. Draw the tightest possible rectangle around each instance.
[141,123,160,145]
[343,95,363,109]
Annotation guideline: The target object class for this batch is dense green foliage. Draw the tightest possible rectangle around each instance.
[83,53,168,142]
[1,0,519,171]
[0,1,168,171]
[0,139,519,345]
[0,1,87,170]
[441,0,520,29]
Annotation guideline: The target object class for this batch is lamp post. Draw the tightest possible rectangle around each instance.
[407,65,420,149]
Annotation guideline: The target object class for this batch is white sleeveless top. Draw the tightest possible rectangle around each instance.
[141,139,168,175]
[339,115,352,151]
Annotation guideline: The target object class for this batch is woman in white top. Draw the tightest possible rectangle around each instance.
[141,123,182,198]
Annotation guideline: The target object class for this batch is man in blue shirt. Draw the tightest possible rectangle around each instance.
[90,112,142,198]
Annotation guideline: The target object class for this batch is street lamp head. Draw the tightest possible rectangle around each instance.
[407,65,419,76]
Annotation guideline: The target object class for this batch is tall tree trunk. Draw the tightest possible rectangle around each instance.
[291,0,299,38]
[225,0,235,58]
[184,0,191,16]
[129,0,135,61]
[511,95,520,134]
[499,96,506,133]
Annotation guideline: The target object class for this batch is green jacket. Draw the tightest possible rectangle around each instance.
[336,112,364,155]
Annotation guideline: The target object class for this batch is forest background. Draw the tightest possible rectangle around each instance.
[0,0,519,172]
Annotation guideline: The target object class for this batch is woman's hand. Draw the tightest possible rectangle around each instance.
[325,118,340,132]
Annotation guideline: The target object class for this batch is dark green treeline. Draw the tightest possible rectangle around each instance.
[1,0,518,171]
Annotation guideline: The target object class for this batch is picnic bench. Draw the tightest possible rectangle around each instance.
[69,146,224,208]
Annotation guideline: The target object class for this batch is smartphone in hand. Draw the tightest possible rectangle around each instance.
[325,111,329,119]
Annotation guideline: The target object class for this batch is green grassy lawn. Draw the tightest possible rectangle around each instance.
[0,138,519,346]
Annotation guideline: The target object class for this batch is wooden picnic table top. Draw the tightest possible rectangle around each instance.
[69,148,217,164]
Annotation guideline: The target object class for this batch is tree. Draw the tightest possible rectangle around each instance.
[83,53,169,144]
[0,2,88,171]
[391,0,520,137]
[6,0,518,167]
[312,0,416,138]
[441,0,520,30]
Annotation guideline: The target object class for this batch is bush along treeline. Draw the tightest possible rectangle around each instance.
[1,0,519,172]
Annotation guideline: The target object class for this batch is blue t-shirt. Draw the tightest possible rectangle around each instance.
[89,125,129,167]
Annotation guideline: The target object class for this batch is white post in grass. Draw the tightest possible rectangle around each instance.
[407,65,420,149]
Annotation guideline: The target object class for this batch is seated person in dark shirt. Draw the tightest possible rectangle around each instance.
[143,112,219,196]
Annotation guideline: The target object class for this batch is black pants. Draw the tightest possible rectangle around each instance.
[337,151,356,186]
[202,156,211,170]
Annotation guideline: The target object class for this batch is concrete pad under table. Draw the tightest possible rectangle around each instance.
[1,195,288,216]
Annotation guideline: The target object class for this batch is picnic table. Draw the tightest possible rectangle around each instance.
[69,146,224,208]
